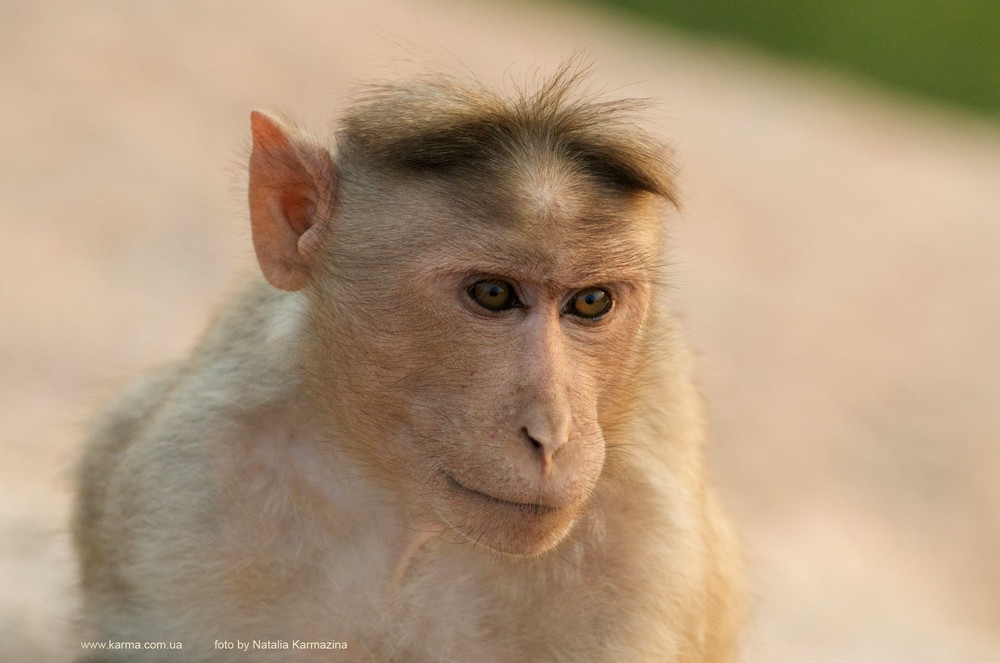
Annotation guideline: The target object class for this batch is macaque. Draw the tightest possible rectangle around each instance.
[73,66,743,662]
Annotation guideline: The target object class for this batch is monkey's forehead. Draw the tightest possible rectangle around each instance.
[334,170,665,289]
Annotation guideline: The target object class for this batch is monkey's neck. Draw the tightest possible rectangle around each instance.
[388,525,440,588]
[277,424,442,590]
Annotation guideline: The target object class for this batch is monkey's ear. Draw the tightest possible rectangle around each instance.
[248,111,337,291]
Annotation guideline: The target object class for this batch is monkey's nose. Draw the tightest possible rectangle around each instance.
[523,427,563,478]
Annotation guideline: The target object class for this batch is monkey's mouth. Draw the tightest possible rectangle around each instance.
[444,474,556,517]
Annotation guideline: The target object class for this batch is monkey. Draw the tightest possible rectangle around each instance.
[72,66,743,662]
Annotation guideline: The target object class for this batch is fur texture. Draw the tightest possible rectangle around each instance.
[73,66,742,662]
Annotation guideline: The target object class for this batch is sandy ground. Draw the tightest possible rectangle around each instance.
[2,1,999,661]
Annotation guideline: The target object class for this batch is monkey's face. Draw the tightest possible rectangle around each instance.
[414,271,651,556]
[321,172,662,557]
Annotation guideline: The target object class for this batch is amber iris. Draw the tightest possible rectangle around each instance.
[569,287,611,319]
[469,280,518,311]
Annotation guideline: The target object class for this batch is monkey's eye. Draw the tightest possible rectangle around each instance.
[567,287,612,320]
[468,280,519,312]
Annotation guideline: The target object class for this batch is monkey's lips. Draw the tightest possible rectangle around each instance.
[438,472,584,555]
[444,474,557,517]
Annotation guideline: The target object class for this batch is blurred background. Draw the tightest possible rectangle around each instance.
[1,1,998,661]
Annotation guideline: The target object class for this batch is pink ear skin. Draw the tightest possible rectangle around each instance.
[248,111,337,291]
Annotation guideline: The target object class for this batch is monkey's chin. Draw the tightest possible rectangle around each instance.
[439,475,580,557]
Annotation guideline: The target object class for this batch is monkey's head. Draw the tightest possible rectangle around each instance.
[247,70,675,557]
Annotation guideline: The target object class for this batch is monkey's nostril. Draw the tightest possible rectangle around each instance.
[524,428,544,451]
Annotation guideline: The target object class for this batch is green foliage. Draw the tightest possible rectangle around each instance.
[574,0,1000,114]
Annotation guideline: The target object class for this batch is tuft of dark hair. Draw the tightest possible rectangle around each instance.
[337,62,677,203]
